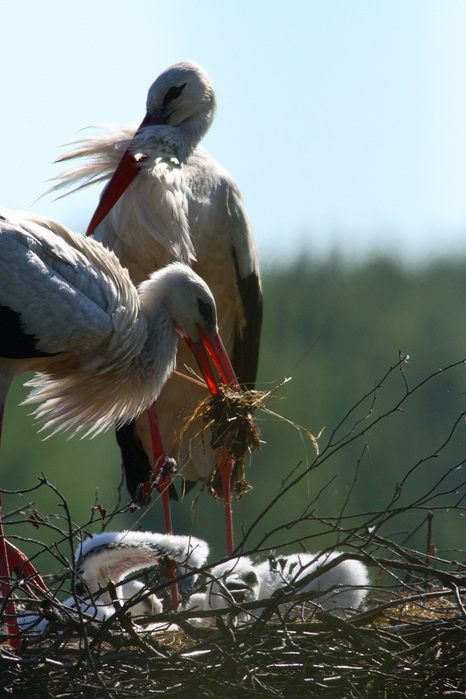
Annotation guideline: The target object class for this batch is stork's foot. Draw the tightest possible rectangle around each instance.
[133,480,153,507]
[153,457,177,489]
[133,458,178,507]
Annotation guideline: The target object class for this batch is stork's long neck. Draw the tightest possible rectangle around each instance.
[137,292,178,395]
[174,111,213,159]
[136,109,213,163]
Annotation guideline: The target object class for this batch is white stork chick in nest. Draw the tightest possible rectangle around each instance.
[186,557,260,625]
[20,531,209,635]
[254,551,370,617]
[0,208,236,442]
[187,551,369,624]
[50,60,262,552]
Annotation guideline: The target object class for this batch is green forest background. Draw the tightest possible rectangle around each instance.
[1,253,465,570]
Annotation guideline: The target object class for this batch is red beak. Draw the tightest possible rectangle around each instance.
[86,111,163,236]
[184,328,238,396]
[198,326,238,387]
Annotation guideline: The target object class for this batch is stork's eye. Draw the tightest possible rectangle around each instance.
[163,82,187,106]
[197,297,214,328]
[243,571,258,586]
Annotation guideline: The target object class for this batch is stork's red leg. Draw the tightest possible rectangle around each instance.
[147,406,174,535]
[0,498,21,648]
[217,451,235,555]
[147,406,180,608]
[160,476,174,536]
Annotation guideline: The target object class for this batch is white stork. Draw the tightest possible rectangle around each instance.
[186,556,260,625]
[188,551,369,623]
[254,551,370,616]
[0,208,236,443]
[51,60,263,553]
[19,531,209,634]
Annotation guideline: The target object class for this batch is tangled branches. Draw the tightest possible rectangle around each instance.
[0,357,465,697]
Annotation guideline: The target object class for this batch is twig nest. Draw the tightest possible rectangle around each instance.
[372,594,457,626]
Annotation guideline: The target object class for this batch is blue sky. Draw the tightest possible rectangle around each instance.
[2,1,466,263]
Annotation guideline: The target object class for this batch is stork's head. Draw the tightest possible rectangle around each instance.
[153,262,218,342]
[139,263,237,394]
[85,61,216,236]
[146,61,216,138]
[204,557,260,619]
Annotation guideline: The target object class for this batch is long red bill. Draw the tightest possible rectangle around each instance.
[184,336,220,395]
[4,540,51,596]
[86,112,163,236]
[0,499,21,647]
[199,326,238,388]
[184,329,238,396]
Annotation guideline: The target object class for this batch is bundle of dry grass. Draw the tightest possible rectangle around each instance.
[204,386,262,459]
[180,384,265,499]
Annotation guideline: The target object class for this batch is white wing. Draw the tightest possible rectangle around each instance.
[76,531,209,592]
[0,210,115,355]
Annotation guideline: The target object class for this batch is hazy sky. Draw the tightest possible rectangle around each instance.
[2,1,466,263]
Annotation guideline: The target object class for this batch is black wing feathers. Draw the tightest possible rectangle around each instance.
[116,423,179,503]
[0,305,56,359]
[230,247,263,388]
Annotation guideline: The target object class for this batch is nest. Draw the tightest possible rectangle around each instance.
[2,582,464,699]
[2,357,464,697]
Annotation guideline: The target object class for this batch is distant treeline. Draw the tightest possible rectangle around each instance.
[2,254,465,565]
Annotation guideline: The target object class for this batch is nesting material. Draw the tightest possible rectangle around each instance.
[372,594,457,626]
[204,386,262,458]
[183,385,264,500]
[205,386,263,499]
[8,581,464,698]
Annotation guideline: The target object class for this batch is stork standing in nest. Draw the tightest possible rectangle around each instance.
[51,60,263,553]
[0,209,236,450]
